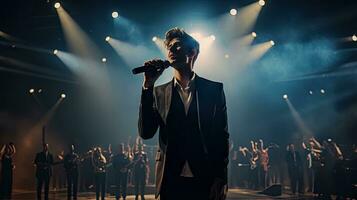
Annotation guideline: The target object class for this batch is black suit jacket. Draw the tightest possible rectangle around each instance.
[139,75,229,197]
[34,151,54,178]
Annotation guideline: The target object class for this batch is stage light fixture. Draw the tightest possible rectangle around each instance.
[309,91,313,95]
[258,0,266,6]
[105,36,111,42]
[230,9,237,16]
[29,89,35,94]
[210,35,216,41]
[61,94,66,98]
[102,57,107,63]
[283,94,288,99]
[112,11,119,19]
[251,32,257,38]
[152,36,158,42]
[53,49,58,55]
[270,40,275,46]
[54,2,61,9]
[320,89,325,94]
[352,34,357,42]
[38,89,42,93]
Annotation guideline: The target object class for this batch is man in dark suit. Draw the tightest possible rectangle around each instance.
[286,144,304,195]
[112,143,131,200]
[63,144,79,200]
[34,143,54,200]
[139,27,229,200]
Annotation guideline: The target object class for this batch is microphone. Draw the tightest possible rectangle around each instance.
[132,60,170,75]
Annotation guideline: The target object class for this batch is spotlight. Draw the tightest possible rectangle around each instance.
[224,54,230,59]
[270,40,275,46]
[54,2,61,9]
[29,88,35,94]
[102,57,107,63]
[283,94,288,100]
[152,36,158,42]
[112,11,119,19]
[105,36,111,42]
[38,89,42,93]
[53,49,58,55]
[251,32,257,38]
[61,94,66,98]
[230,9,237,16]
[320,89,325,94]
[309,90,313,95]
[210,35,216,41]
[258,0,266,6]
[352,34,357,42]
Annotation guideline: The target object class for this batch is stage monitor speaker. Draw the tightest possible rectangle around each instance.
[259,184,282,196]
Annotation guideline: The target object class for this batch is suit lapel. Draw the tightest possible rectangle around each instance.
[162,80,173,124]
[195,76,209,154]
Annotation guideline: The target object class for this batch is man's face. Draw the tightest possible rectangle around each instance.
[289,144,295,152]
[167,38,190,65]
[43,144,48,152]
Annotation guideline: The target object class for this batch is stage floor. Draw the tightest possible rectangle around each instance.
[12,188,315,199]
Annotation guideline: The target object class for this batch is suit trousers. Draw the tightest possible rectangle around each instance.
[37,175,50,200]
[66,172,78,199]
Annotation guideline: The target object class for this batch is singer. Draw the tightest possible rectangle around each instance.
[138,27,229,200]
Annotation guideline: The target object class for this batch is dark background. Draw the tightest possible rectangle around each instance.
[0,0,356,189]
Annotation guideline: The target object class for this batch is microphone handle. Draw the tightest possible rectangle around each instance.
[132,61,170,75]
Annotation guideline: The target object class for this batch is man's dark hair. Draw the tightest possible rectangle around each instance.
[164,27,200,54]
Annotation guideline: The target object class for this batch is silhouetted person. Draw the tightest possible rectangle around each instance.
[138,27,229,200]
[34,143,54,200]
[112,143,131,200]
[257,139,269,189]
[285,144,304,195]
[64,144,80,200]
[92,147,107,200]
[133,145,148,200]
[0,143,16,200]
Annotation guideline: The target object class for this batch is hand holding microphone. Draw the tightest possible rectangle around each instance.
[135,59,170,88]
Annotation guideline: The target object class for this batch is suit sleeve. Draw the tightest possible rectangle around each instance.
[138,87,160,139]
[213,83,230,183]
[34,153,39,165]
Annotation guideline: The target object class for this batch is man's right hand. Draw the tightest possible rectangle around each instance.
[143,59,166,88]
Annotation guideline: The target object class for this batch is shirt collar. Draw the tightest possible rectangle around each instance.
[174,72,196,91]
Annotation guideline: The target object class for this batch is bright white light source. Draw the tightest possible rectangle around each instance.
[102,57,107,63]
[54,2,61,9]
[105,36,110,42]
[152,36,158,42]
[251,32,257,38]
[352,34,357,42]
[61,94,66,98]
[112,11,119,19]
[259,0,266,6]
[29,89,35,94]
[270,40,275,46]
[230,9,237,16]
[309,91,313,95]
[53,49,58,55]
[224,54,230,59]
[210,35,216,41]
[283,94,288,100]
[320,89,325,94]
